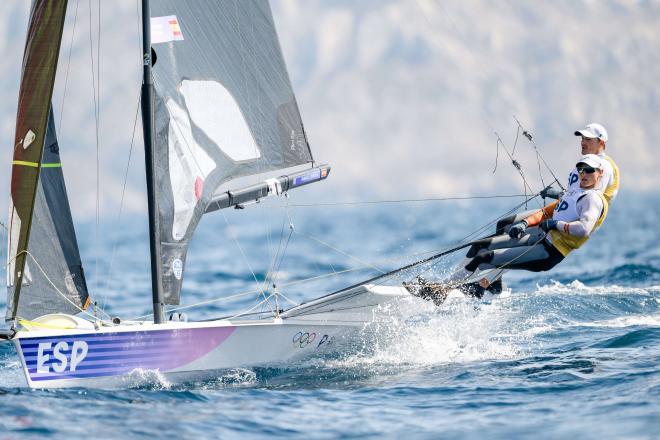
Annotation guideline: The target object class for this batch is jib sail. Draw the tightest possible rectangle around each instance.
[6,0,89,321]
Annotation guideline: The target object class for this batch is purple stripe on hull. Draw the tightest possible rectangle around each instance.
[19,326,236,383]
[19,330,196,348]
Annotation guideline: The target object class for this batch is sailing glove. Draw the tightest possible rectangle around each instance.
[508,221,528,239]
[540,219,558,232]
[540,185,563,200]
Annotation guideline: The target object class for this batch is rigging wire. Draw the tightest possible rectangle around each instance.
[88,0,102,294]
[142,193,541,318]
[57,0,80,135]
[492,132,542,210]
[267,208,295,293]
[101,93,142,313]
[413,1,559,205]
[100,1,145,317]
[260,196,291,294]
[221,211,275,315]
[292,228,387,275]
[0,221,6,268]
[270,193,533,208]
[513,116,565,190]
[513,117,545,190]
[5,250,112,324]
[368,196,540,288]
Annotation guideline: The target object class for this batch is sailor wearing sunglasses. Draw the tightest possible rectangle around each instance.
[509,154,608,257]
[542,123,619,204]
[406,154,609,304]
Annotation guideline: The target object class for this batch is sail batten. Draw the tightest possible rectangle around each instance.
[149,0,323,304]
[6,0,89,321]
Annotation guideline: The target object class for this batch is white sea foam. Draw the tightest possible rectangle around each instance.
[125,368,172,390]
[322,281,659,371]
[535,280,659,296]
[328,293,530,369]
[215,368,257,386]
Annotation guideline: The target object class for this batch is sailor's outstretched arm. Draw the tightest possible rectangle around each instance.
[524,200,559,227]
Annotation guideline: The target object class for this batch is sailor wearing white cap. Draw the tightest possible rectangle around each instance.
[408,154,609,304]
[543,122,620,204]
[470,154,607,264]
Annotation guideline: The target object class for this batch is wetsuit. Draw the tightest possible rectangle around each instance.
[495,153,619,234]
[463,188,608,275]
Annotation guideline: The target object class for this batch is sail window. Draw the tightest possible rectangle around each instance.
[180,80,261,162]
[166,99,216,241]
[23,130,36,149]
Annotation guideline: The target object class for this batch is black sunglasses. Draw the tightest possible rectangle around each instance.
[577,166,598,174]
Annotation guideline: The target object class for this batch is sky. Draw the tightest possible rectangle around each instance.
[1,0,659,223]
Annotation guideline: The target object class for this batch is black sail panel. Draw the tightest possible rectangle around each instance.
[6,0,89,321]
[149,0,314,304]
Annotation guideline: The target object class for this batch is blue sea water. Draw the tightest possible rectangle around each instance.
[1,191,659,439]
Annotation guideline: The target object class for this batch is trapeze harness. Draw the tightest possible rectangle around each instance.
[465,188,608,273]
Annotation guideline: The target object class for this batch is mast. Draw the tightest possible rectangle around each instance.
[141,0,165,324]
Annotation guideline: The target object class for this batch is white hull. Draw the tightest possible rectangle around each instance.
[13,285,408,389]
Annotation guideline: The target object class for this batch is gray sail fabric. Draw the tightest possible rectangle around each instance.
[150,0,314,304]
[7,109,90,321]
[6,0,89,321]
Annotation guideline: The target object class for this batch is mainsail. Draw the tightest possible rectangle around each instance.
[149,0,321,304]
[6,0,89,321]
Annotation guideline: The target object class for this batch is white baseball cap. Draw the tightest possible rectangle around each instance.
[574,123,608,142]
[576,154,603,169]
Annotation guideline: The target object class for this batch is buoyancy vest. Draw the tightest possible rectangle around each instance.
[548,188,609,256]
[601,155,620,203]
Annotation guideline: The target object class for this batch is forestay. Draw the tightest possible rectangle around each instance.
[6,0,89,322]
[149,0,316,304]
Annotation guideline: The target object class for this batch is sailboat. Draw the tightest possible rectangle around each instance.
[1,0,412,389]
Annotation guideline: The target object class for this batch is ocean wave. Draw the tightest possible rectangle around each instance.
[592,328,660,349]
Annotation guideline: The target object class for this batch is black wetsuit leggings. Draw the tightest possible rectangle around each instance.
[464,229,564,273]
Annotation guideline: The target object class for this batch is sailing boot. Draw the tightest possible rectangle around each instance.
[404,276,451,306]
[486,277,505,294]
[457,282,486,299]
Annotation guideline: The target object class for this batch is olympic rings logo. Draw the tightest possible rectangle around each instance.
[292,332,316,348]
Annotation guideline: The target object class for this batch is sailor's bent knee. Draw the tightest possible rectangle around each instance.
[496,215,517,235]
[465,250,494,272]
[466,238,493,258]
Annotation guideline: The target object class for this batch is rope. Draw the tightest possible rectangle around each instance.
[129,288,262,319]
[293,229,387,275]
[221,211,275,315]
[88,0,102,294]
[413,2,552,209]
[458,194,539,243]
[102,92,142,313]
[122,193,542,319]
[6,250,109,324]
[57,0,80,134]
[419,229,551,295]
[0,221,5,270]
[513,116,565,191]
[260,196,291,295]
[269,217,294,290]
[227,292,277,320]
[389,195,539,287]
[270,194,532,208]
